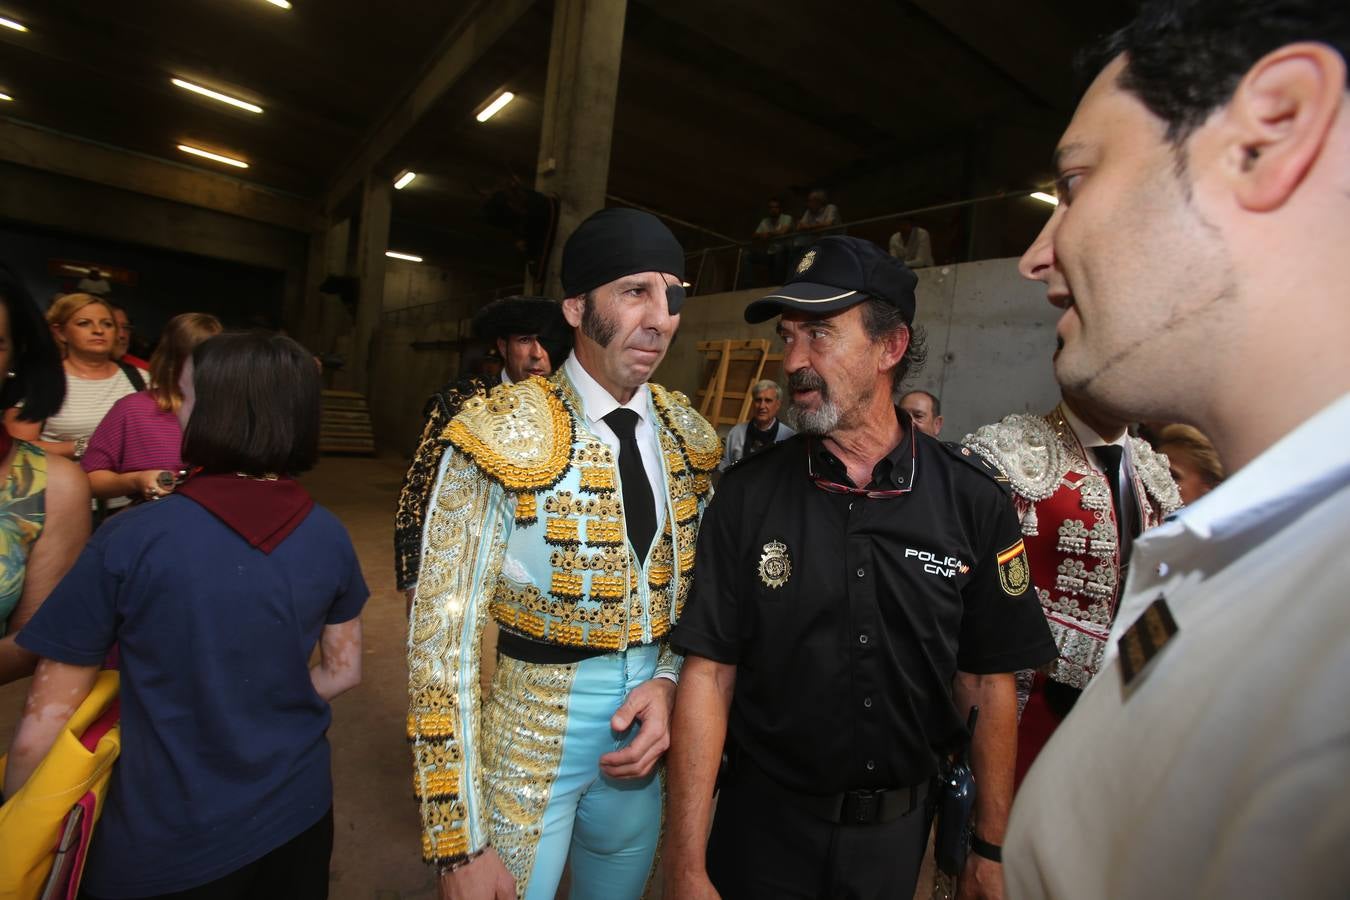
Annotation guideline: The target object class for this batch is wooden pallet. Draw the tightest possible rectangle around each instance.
[694,339,784,428]
[321,390,375,455]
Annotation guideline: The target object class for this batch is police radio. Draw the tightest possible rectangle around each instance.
[934,705,979,876]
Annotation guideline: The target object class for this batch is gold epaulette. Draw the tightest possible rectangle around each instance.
[445,376,575,492]
[651,384,722,473]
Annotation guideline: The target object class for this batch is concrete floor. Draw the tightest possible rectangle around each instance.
[0,453,936,899]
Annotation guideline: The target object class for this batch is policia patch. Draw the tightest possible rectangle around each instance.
[997,539,1030,596]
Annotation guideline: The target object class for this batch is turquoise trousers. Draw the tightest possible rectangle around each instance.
[482,643,663,900]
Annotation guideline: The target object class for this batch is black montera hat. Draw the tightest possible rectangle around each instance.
[561,208,686,303]
[472,295,572,363]
[744,235,917,324]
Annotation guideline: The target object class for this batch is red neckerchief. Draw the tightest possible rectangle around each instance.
[176,472,314,554]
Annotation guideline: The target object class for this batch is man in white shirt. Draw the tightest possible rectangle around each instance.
[888,220,934,269]
[1003,2,1350,897]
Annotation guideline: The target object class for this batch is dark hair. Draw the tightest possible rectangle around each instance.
[182,332,320,476]
[149,313,222,412]
[0,264,66,422]
[903,389,941,417]
[860,298,927,397]
[1078,0,1350,146]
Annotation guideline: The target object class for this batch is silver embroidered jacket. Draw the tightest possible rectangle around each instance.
[965,406,1181,689]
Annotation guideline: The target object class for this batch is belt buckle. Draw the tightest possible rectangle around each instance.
[842,788,880,825]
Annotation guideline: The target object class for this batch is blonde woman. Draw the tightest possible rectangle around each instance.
[5,293,143,463]
[1156,423,1226,505]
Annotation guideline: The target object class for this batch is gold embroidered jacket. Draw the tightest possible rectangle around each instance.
[406,371,719,865]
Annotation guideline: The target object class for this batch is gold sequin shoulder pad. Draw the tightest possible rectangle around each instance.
[650,384,722,474]
[445,376,575,493]
[1129,435,1183,515]
[963,412,1065,502]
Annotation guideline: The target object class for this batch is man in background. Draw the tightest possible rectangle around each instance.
[718,379,794,471]
[393,295,570,603]
[899,389,943,438]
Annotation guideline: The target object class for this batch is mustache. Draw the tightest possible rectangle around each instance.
[788,369,828,396]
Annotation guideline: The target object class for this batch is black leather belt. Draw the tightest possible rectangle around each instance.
[736,756,930,826]
[497,631,661,665]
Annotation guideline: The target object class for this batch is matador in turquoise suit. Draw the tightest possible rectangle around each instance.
[407,208,719,899]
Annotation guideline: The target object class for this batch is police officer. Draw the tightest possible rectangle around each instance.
[665,236,1056,900]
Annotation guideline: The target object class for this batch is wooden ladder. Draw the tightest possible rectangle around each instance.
[695,339,784,428]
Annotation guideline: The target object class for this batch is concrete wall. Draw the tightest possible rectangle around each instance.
[368,259,478,457]
[654,257,1063,442]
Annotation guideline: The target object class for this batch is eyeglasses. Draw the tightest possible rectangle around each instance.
[806,439,914,500]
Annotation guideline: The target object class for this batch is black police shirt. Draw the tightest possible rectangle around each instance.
[671,416,1056,795]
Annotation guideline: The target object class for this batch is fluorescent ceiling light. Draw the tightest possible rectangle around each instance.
[0,93,12,102]
[1030,191,1059,207]
[265,0,292,7]
[178,144,249,168]
[476,91,514,123]
[172,78,263,114]
[393,171,417,190]
[385,251,423,263]
[0,16,27,32]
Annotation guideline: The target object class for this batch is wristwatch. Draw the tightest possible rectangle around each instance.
[971,835,1002,863]
[72,436,89,460]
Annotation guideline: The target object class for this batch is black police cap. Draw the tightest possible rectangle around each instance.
[744,236,918,324]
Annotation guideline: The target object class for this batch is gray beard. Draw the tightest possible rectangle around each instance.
[786,396,841,435]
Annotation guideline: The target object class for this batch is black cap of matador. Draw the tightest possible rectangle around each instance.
[471,295,572,370]
[561,208,687,313]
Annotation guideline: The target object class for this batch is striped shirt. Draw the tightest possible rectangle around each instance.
[82,391,184,475]
[41,369,140,444]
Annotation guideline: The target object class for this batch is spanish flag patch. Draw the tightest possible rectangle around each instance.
[997,539,1030,596]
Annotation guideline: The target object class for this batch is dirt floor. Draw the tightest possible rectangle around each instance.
[0,453,936,899]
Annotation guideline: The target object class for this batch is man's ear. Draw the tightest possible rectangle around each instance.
[1222,42,1346,212]
[562,295,585,329]
[878,327,910,373]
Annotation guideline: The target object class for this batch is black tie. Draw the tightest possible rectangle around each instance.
[1092,445,1140,570]
[603,408,657,565]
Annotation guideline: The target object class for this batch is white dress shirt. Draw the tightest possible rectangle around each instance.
[1005,392,1350,899]
[563,353,667,528]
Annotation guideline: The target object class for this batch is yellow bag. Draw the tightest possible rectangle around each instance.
[0,670,121,900]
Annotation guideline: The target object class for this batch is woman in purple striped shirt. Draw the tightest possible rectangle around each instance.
[83,313,222,505]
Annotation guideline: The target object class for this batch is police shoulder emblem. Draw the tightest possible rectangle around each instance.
[997,539,1030,596]
[795,249,816,275]
[758,539,792,589]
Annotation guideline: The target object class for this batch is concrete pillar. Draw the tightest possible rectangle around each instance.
[534,0,628,297]
[296,225,328,351]
[351,178,390,393]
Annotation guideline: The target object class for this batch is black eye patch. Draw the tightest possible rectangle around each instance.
[666,283,687,315]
